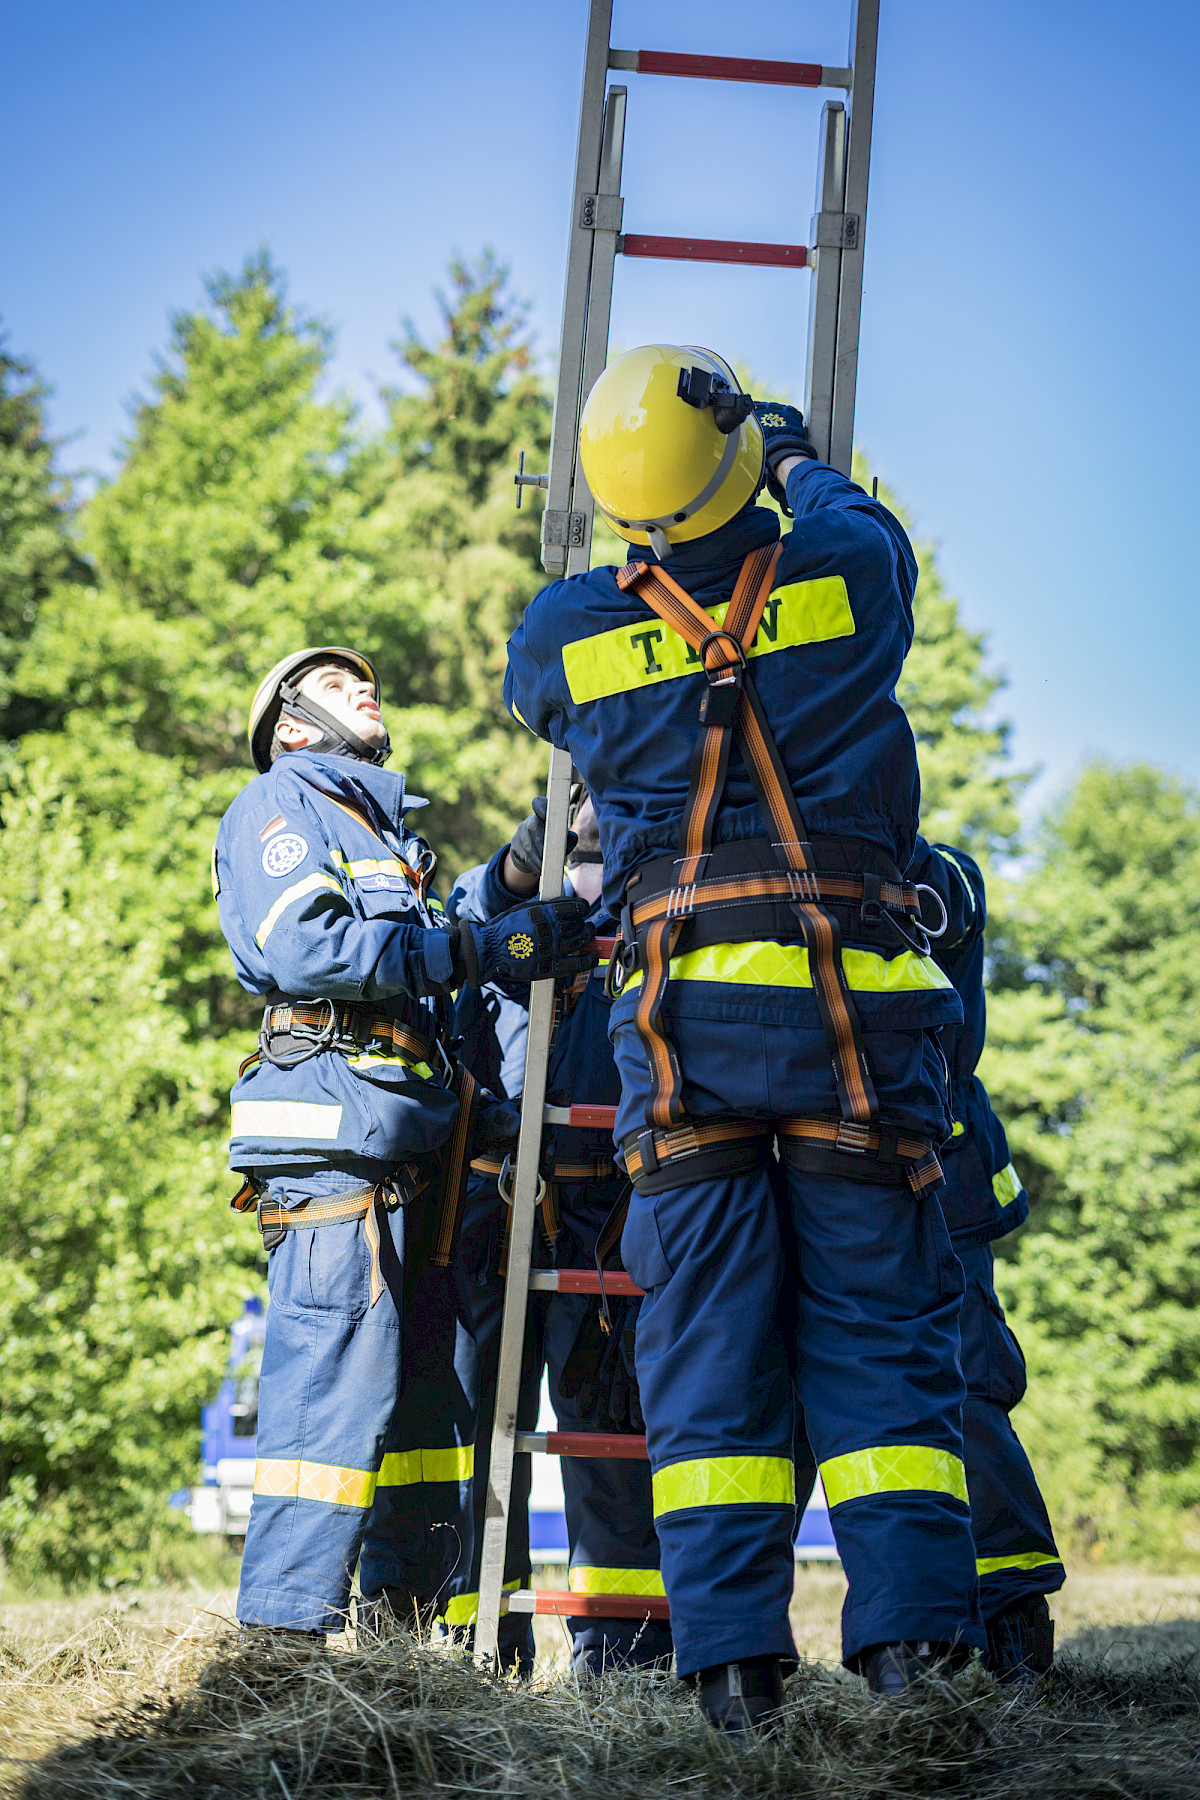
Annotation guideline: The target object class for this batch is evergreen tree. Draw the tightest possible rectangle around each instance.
[0,337,91,739]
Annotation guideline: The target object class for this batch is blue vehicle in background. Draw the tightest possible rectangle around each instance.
[186,1297,264,1539]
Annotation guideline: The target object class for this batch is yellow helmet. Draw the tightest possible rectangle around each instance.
[247,646,382,773]
[579,345,764,559]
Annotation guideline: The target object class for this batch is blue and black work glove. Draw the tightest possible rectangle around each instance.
[451,896,595,989]
[472,1092,522,1155]
[508,795,578,879]
[559,1297,644,1434]
[753,400,817,514]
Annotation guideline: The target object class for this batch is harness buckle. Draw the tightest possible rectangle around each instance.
[696,627,747,680]
[665,883,696,920]
[785,865,821,904]
[634,1127,660,1178]
[860,871,884,929]
[834,1120,873,1156]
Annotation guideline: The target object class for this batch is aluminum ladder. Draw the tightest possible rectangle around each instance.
[474,0,881,1665]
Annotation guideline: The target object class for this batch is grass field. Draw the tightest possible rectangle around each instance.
[1,1567,1197,1798]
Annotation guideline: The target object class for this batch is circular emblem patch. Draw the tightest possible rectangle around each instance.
[262,833,309,878]
[506,931,535,960]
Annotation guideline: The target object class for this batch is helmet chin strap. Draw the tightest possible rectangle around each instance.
[278,679,391,766]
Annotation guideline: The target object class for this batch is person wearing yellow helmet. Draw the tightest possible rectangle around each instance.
[214,647,593,1644]
[506,345,983,1725]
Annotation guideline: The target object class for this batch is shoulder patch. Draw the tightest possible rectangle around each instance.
[262,833,310,878]
[259,814,287,842]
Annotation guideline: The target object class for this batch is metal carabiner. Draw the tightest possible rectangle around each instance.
[914,884,949,940]
[497,1153,548,1211]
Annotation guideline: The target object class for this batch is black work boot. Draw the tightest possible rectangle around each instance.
[357,1587,438,1642]
[859,1640,958,1697]
[984,1594,1054,1684]
[696,1656,786,1735]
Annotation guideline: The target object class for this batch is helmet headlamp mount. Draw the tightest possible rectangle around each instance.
[676,365,756,435]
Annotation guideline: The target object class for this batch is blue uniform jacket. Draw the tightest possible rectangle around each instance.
[505,470,962,1061]
[908,838,1029,1243]
[214,750,460,1172]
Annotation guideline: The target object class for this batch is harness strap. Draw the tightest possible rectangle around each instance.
[432,1063,480,1267]
[264,1002,441,1068]
[627,867,921,930]
[622,1115,942,1197]
[616,547,880,1129]
[254,1184,399,1306]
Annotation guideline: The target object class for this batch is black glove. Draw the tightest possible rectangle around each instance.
[452,896,595,988]
[559,1298,644,1434]
[472,1093,521,1156]
[508,795,579,879]
[753,400,817,513]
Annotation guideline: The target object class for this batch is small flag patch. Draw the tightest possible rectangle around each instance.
[260,814,286,841]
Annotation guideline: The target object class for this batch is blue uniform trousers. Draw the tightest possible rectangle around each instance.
[621,1156,983,1676]
[237,1170,473,1633]
[452,1175,672,1670]
[956,1242,1064,1617]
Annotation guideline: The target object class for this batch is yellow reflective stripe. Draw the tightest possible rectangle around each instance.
[951,1120,965,1137]
[993,1162,1024,1207]
[377,1445,474,1488]
[510,700,532,731]
[821,1445,968,1508]
[976,1551,1061,1576]
[653,1455,794,1517]
[254,1457,376,1508]
[443,1578,520,1627]
[254,871,344,948]
[937,849,976,915]
[623,940,951,994]
[347,1053,435,1079]
[231,1100,343,1141]
[568,1566,666,1597]
[563,577,854,705]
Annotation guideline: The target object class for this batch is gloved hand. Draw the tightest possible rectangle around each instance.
[559,1298,644,1434]
[753,400,817,512]
[472,1092,521,1155]
[508,795,579,878]
[452,896,595,988]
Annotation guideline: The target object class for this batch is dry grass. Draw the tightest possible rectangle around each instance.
[0,1571,1196,1799]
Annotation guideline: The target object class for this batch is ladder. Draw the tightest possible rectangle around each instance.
[474,0,881,1665]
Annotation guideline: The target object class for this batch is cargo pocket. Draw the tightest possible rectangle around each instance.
[960,1274,1028,1410]
[620,1190,674,1293]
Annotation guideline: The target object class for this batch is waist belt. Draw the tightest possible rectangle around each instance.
[613,546,934,1156]
[255,999,447,1073]
[623,1115,942,1197]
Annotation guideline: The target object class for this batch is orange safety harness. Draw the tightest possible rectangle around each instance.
[610,545,943,1197]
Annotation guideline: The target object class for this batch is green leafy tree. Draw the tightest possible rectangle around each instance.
[0,337,91,739]
[985,762,1200,1550]
[0,765,252,1583]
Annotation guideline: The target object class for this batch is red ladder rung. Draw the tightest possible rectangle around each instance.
[611,48,832,89]
[529,1269,644,1297]
[506,1589,670,1620]
[621,234,809,269]
[516,1430,648,1460]
[543,1101,618,1128]
[588,935,616,957]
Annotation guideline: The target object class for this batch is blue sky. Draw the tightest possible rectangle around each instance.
[3,0,1196,809]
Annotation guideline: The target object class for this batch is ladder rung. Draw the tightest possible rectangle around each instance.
[589,935,616,957]
[543,1102,618,1129]
[505,1589,670,1619]
[609,48,851,91]
[620,234,809,269]
[529,1269,644,1296]
[516,1431,649,1460]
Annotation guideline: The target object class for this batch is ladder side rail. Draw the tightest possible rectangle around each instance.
[828,0,880,475]
[567,82,627,576]
[541,0,615,575]
[804,101,847,465]
[474,745,577,1664]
